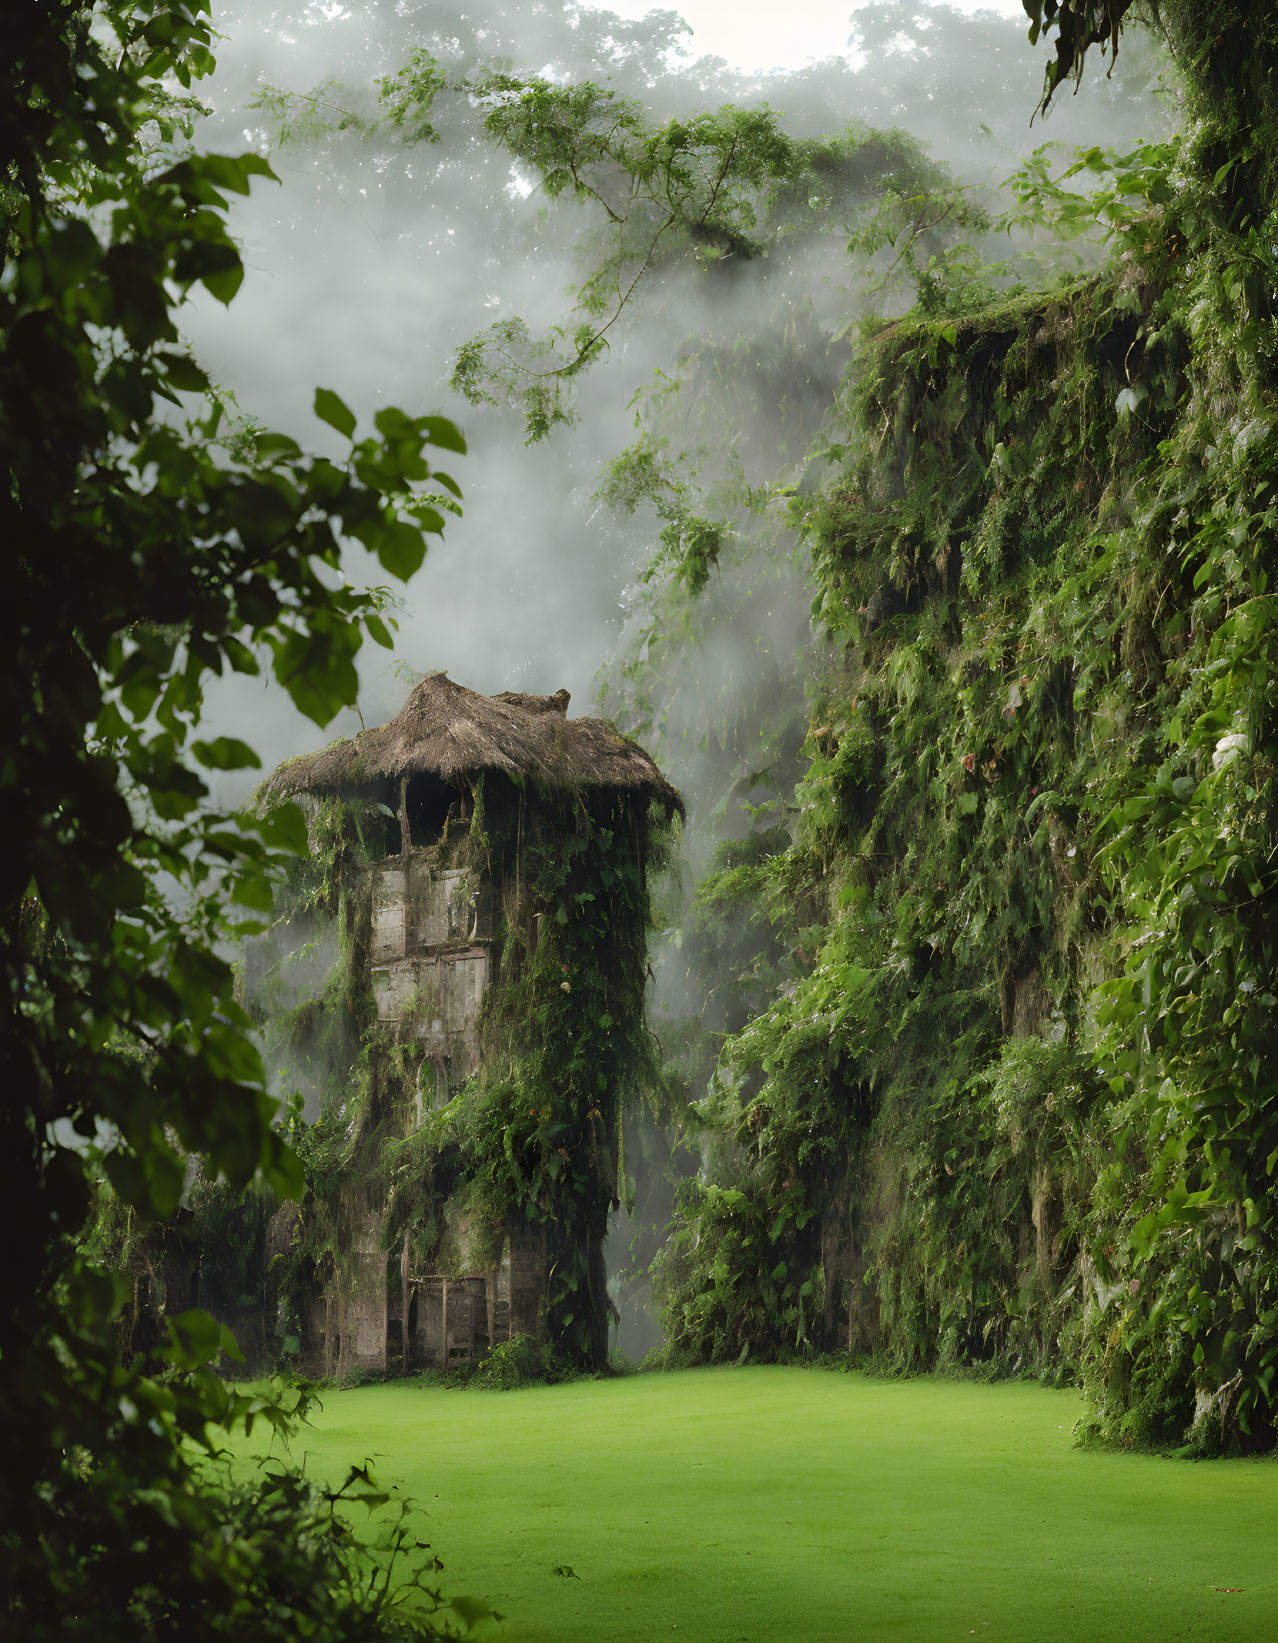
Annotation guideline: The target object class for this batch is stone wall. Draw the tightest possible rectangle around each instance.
[401,1223,547,1370]
[306,846,554,1377]
[368,849,494,1073]
[336,1207,388,1379]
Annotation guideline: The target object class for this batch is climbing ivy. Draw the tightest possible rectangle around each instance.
[414,781,675,1368]
[252,778,676,1376]
[657,74,1278,1451]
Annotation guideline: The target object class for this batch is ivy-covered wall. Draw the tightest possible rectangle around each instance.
[260,770,676,1377]
[656,70,1278,1451]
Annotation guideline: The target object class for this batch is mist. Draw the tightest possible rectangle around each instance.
[181,0,1170,1349]
[186,1,1164,795]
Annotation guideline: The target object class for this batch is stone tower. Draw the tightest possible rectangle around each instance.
[261,673,681,1376]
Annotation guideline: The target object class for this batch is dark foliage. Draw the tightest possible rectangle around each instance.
[2,2,472,1633]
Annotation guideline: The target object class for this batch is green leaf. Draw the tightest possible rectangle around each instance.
[1115,384,1148,419]
[364,611,394,649]
[230,873,275,911]
[163,1308,229,1368]
[375,520,427,580]
[255,432,303,461]
[201,255,245,306]
[157,352,211,393]
[104,1143,185,1219]
[198,151,281,196]
[223,637,260,675]
[420,413,467,454]
[314,387,357,439]
[373,405,419,442]
[253,802,309,855]
[191,736,262,771]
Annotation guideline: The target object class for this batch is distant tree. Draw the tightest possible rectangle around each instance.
[1,2,471,1634]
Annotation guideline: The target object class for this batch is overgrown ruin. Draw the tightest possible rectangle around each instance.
[256,672,681,1378]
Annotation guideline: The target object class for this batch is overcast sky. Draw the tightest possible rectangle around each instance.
[592,0,1027,71]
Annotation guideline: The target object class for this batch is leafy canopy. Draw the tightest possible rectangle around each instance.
[2,2,473,1633]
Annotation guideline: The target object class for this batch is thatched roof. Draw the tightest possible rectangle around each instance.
[263,671,681,812]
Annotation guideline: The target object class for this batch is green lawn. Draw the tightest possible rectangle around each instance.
[237,1367,1278,1642]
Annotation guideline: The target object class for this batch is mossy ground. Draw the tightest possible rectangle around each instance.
[233,1367,1278,1641]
